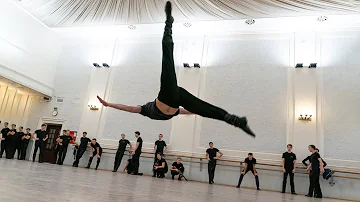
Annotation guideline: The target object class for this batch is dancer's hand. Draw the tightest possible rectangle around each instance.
[131,151,135,155]
[292,169,296,173]
[320,167,325,173]
[90,154,93,158]
[97,155,101,158]
[282,168,286,173]
[97,96,109,107]
[255,173,258,176]
[241,171,245,175]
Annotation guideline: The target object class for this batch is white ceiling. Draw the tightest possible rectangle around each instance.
[13,0,360,27]
[0,75,40,95]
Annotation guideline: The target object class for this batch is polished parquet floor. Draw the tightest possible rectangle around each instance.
[0,159,343,202]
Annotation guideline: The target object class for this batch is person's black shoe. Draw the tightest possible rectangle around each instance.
[95,167,98,170]
[178,177,182,181]
[39,161,43,163]
[209,182,213,184]
[257,188,260,190]
[314,196,322,198]
[305,195,312,197]
[172,176,174,180]
[281,191,285,193]
[72,165,78,167]
[224,115,256,138]
[85,166,90,169]
[291,192,297,195]
[152,174,157,177]
[50,162,56,164]
[112,170,117,172]
[236,185,240,188]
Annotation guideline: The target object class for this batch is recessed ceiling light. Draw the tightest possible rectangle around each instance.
[317,16,328,22]
[245,19,255,25]
[183,22,192,27]
[128,25,136,30]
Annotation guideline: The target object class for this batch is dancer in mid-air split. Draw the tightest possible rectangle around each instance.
[97,1,255,138]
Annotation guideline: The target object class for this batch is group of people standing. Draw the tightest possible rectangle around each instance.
[0,122,32,160]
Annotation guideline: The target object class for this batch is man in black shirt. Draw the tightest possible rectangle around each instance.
[152,134,167,177]
[302,148,327,167]
[171,157,185,180]
[306,145,324,198]
[15,126,24,160]
[206,142,223,184]
[57,130,73,165]
[153,152,168,178]
[236,153,260,190]
[52,130,66,164]
[20,128,31,160]
[5,129,17,159]
[73,132,91,167]
[0,122,10,158]
[281,144,297,194]
[113,133,132,172]
[32,124,48,163]
[131,131,142,175]
[96,1,256,138]
[85,138,102,170]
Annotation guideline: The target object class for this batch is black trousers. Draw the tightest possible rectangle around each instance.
[33,141,45,162]
[237,169,260,188]
[5,144,16,159]
[171,168,184,179]
[73,147,86,166]
[308,169,322,197]
[0,140,6,157]
[208,160,217,183]
[282,170,295,193]
[154,168,167,177]
[57,145,68,164]
[157,15,228,121]
[87,150,102,169]
[132,152,141,174]
[20,142,29,160]
[114,150,125,171]
[53,145,61,163]
[16,142,21,160]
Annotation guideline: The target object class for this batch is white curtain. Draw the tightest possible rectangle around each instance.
[15,0,360,27]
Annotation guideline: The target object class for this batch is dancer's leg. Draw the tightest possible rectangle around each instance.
[178,87,255,137]
[157,1,179,108]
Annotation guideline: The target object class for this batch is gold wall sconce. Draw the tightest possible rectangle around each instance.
[88,105,99,110]
[298,114,312,121]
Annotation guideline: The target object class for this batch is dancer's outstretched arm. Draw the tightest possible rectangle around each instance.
[97,96,141,113]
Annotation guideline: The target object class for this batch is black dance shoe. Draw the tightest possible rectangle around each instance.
[224,114,256,137]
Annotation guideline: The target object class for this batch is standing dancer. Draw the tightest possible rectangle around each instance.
[97,1,255,138]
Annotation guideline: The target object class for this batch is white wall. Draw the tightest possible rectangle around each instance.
[0,0,61,96]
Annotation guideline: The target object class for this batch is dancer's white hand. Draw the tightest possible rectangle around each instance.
[97,96,109,107]
[97,155,101,158]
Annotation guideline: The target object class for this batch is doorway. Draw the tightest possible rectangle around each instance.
[43,124,62,163]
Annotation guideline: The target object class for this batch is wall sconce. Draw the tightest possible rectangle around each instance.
[88,105,99,110]
[298,114,312,121]
[183,63,190,68]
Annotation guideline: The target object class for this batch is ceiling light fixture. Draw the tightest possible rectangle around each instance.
[245,19,255,25]
[93,63,101,68]
[183,22,192,27]
[128,25,136,30]
[102,63,110,68]
[295,63,303,68]
[317,16,328,22]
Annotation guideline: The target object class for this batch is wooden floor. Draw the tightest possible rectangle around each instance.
[0,159,344,202]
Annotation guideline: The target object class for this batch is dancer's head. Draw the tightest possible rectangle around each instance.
[19,126,23,132]
[308,145,316,152]
[287,144,293,152]
[176,157,182,164]
[62,130,66,135]
[41,124,46,131]
[158,134,163,140]
[91,138,97,145]
[65,130,70,136]
[83,132,87,137]
[26,128,31,133]
[4,122,8,127]
[121,133,125,139]
[157,152,162,160]
[209,142,214,149]
[11,124,16,129]
[248,153,253,160]
[135,131,140,138]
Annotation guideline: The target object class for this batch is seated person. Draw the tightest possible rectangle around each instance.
[302,148,327,167]
[171,157,185,180]
[236,153,260,190]
[153,152,168,178]
[122,158,143,175]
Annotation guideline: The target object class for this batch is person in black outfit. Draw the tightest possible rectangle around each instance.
[32,124,48,163]
[153,152,168,178]
[96,1,255,138]
[52,130,66,164]
[131,131,142,175]
[152,134,167,177]
[57,130,73,165]
[236,153,260,190]
[5,129,17,159]
[85,138,102,170]
[0,122,10,158]
[281,144,297,194]
[113,133,132,172]
[171,157,185,180]
[20,128,31,160]
[305,145,325,198]
[302,148,327,168]
[206,142,223,184]
[15,126,24,160]
[73,132,91,167]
